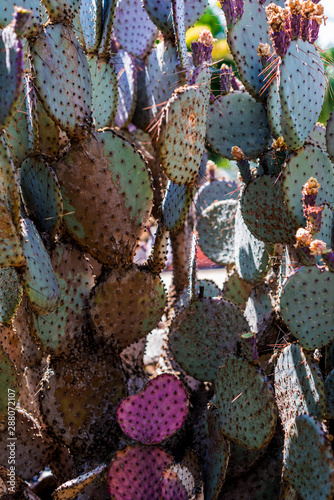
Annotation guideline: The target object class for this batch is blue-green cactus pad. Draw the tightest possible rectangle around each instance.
[143,0,207,39]
[78,0,102,53]
[280,266,334,350]
[282,144,334,227]
[30,23,92,139]
[222,270,253,310]
[36,100,60,158]
[31,243,97,354]
[169,297,249,382]
[113,0,158,59]
[204,403,230,500]
[240,175,299,244]
[215,355,277,450]
[244,284,276,350]
[267,79,283,139]
[308,123,326,151]
[158,85,208,186]
[279,40,325,151]
[40,0,81,20]
[0,1,41,37]
[224,0,272,100]
[206,92,271,160]
[172,0,188,71]
[55,130,153,265]
[325,369,334,419]
[0,136,20,231]
[4,83,30,166]
[195,178,239,215]
[235,203,273,284]
[274,344,325,432]
[88,55,118,129]
[0,268,23,324]
[112,49,137,129]
[146,40,180,120]
[20,218,60,315]
[197,199,237,266]
[162,181,193,231]
[283,415,334,500]
[0,26,24,130]
[20,157,63,237]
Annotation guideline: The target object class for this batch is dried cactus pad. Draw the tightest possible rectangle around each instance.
[280,266,334,350]
[30,23,92,139]
[283,415,334,500]
[215,355,277,450]
[108,445,174,500]
[158,85,207,186]
[169,297,249,382]
[90,265,167,350]
[116,373,188,444]
[279,40,325,150]
[206,92,271,160]
[274,344,325,433]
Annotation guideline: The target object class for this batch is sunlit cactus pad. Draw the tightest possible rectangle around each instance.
[116,373,188,444]
[108,445,174,500]
[280,266,334,350]
[169,297,249,382]
[283,415,334,500]
[206,91,271,159]
[215,355,277,450]
[274,344,325,432]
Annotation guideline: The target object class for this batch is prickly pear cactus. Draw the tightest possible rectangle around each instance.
[0,1,333,498]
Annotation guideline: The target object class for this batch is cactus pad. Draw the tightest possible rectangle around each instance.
[280,266,334,350]
[283,415,334,500]
[0,201,24,267]
[0,268,22,324]
[325,369,334,419]
[0,1,41,37]
[116,373,188,444]
[112,49,137,129]
[274,344,325,432]
[108,445,174,500]
[158,85,207,186]
[222,269,253,309]
[90,265,167,350]
[160,468,188,500]
[30,23,92,139]
[169,297,249,382]
[0,347,19,421]
[40,0,81,21]
[162,181,193,231]
[88,55,118,129]
[78,0,102,53]
[195,178,239,215]
[215,355,277,450]
[206,92,271,160]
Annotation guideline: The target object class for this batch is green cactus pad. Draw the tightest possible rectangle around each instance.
[0,136,21,231]
[274,344,325,432]
[20,218,60,315]
[4,81,30,166]
[36,100,60,158]
[143,0,207,39]
[224,0,272,100]
[0,201,24,267]
[204,403,230,500]
[280,266,334,350]
[325,369,334,419]
[0,1,41,38]
[282,145,334,227]
[90,265,167,350]
[267,80,283,139]
[195,178,239,215]
[78,0,102,53]
[0,268,22,324]
[197,199,237,266]
[283,415,334,500]
[215,355,277,450]
[112,49,137,129]
[222,269,253,310]
[158,85,207,186]
[30,23,92,139]
[39,351,127,455]
[162,181,193,231]
[40,0,81,21]
[20,156,63,237]
[240,175,299,244]
[279,40,325,151]
[88,55,118,129]
[146,40,180,120]
[206,92,271,160]
[55,130,153,265]
[113,0,158,59]
[0,346,19,421]
[31,243,97,355]
[235,203,273,284]
[0,23,24,129]
[169,297,249,382]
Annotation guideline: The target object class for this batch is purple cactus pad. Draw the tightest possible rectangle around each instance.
[108,445,174,500]
[271,30,291,58]
[306,206,323,234]
[309,19,320,43]
[290,13,301,40]
[116,373,189,445]
[322,251,334,272]
[160,469,188,500]
[220,65,232,95]
[191,41,213,67]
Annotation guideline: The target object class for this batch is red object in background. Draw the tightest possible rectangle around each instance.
[167,246,219,271]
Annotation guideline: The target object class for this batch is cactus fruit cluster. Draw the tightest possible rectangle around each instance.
[0,0,334,498]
